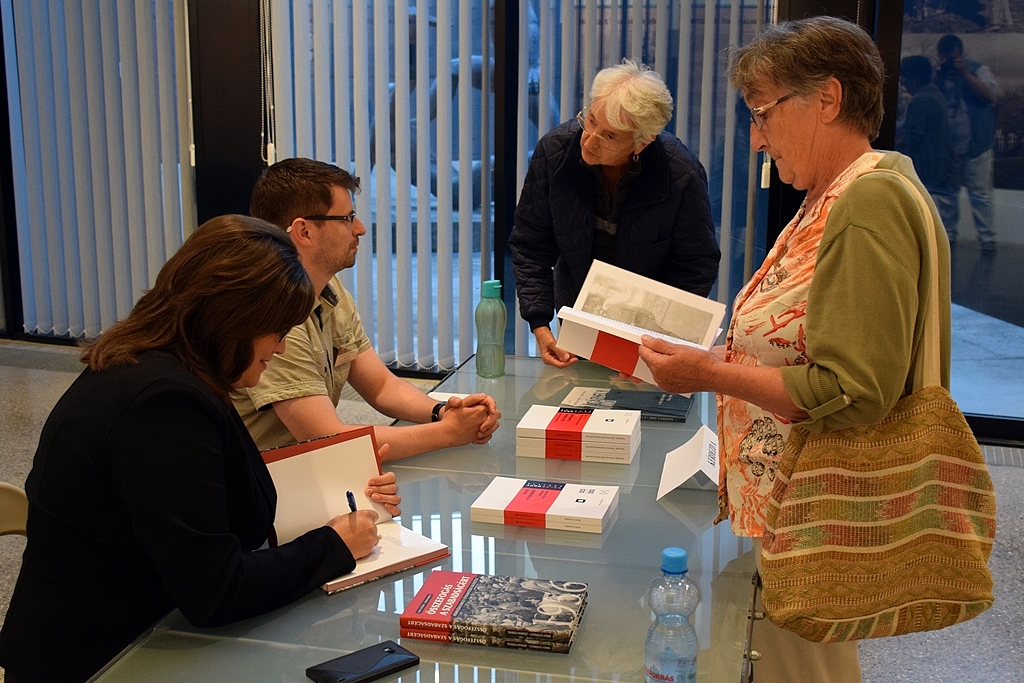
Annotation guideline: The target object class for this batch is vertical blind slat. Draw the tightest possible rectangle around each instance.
[98,1,133,321]
[559,0,574,122]
[583,0,597,106]
[333,0,352,168]
[312,1,331,161]
[84,0,118,326]
[271,0,294,159]
[719,0,743,305]
[131,0,170,288]
[373,0,394,362]
[173,0,196,238]
[457,0,473,360]
[631,0,643,62]
[36,2,64,333]
[73,0,110,336]
[655,0,669,78]
[537,0,551,138]
[56,1,90,336]
[334,0,356,296]
[156,2,185,261]
[697,0,715,168]
[394,0,414,366]
[479,1,491,282]
[293,0,313,157]
[414,0,434,367]
[608,0,619,65]
[513,0,530,356]
[675,0,693,145]
[116,0,151,304]
[435,0,454,368]
[351,0,375,343]
[0,0,33,331]
[19,1,51,332]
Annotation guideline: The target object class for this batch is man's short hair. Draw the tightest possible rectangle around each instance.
[250,158,360,229]
[901,55,934,89]
[937,34,964,59]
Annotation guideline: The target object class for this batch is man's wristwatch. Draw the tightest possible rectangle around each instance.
[431,401,446,422]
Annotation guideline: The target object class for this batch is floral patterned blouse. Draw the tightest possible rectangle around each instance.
[716,151,884,537]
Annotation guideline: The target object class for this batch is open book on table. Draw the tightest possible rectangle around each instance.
[556,260,726,384]
[261,427,449,594]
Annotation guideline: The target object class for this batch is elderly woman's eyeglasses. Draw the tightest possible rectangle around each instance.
[749,93,795,130]
[575,110,630,150]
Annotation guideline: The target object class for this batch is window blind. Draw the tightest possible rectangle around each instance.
[268,0,489,370]
[1,0,195,338]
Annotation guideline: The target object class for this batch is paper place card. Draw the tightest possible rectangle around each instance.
[657,425,719,496]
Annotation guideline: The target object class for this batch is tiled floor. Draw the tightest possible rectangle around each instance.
[0,340,1021,682]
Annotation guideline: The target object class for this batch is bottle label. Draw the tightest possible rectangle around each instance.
[644,654,696,683]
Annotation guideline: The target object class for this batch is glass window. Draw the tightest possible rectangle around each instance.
[899,2,1024,419]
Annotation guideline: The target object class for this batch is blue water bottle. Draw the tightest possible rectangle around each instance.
[475,279,506,378]
[644,547,700,683]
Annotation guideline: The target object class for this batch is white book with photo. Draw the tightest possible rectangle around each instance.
[555,261,726,383]
[261,428,450,594]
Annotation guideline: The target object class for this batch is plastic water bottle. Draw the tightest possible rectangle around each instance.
[644,547,699,683]
[475,279,506,378]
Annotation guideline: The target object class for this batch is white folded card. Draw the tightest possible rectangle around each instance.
[657,425,719,496]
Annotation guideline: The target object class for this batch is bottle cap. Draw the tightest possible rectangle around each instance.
[482,280,502,298]
[661,547,688,574]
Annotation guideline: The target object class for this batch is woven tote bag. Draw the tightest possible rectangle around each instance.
[759,169,997,643]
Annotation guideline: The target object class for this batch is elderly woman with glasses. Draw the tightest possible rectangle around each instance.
[639,17,951,683]
[508,60,720,367]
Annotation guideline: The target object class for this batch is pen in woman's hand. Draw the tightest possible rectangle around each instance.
[346,490,357,513]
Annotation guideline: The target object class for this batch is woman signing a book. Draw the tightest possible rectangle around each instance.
[0,216,402,683]
[639,16,952,683]
[508,59,720,368]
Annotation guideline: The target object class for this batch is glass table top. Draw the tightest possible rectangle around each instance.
[92,358,753,683]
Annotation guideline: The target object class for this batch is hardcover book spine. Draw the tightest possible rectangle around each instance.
[400,629,572,652]
[400,628,454,643]
[399,629,493,647]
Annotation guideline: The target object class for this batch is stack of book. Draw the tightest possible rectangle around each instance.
[470,476,619,533]
[516,404,641,463]
[400,570,588,653]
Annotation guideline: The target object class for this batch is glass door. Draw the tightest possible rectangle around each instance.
[898,2,1024,421]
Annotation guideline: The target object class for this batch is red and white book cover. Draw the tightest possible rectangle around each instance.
[516,405,640,463]
[470,476,619,533]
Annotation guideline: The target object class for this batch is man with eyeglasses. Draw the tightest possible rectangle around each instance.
[509,61,719,367]
[233,157,500,459]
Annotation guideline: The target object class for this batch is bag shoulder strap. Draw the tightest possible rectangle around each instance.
[855,167,942,390]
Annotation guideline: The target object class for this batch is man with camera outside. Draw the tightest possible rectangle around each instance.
[934,34,998,254]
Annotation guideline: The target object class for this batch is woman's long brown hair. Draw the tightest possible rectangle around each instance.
[81,215,314,403]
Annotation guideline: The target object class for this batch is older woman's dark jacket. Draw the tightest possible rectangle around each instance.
[509,120,720,331]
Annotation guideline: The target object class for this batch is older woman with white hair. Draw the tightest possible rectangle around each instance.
[509,60,720,367]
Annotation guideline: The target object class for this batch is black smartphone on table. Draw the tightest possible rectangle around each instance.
[306,641,419,683]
